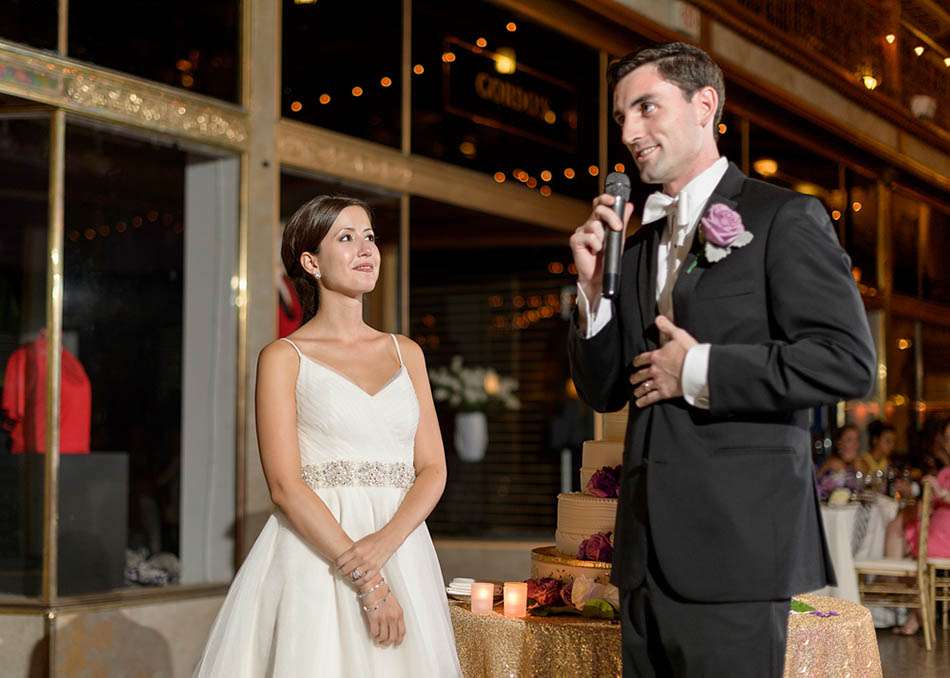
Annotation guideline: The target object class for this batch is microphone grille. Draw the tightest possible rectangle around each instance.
[605,172,631,200]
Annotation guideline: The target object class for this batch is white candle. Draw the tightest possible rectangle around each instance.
[470,582,494,614]
[503,582,527,618]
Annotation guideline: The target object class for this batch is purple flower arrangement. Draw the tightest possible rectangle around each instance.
[817,470,862,502]
[524,575,618,619]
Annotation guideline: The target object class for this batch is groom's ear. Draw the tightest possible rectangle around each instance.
[693,86,719,130]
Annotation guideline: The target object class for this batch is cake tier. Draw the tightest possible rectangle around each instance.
[555,492,617,558]
[579,440,623,490]
[530,545,612,585]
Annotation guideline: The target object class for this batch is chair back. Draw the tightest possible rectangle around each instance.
[916,479,934,577]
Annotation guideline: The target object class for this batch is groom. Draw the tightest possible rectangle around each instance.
[568,43,875,677]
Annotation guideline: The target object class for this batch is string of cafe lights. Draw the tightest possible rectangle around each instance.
[415,259,578,343]
[286,18,597,200]
[859,30,949,92]
[66,209,183,244]
[287,19,519,113]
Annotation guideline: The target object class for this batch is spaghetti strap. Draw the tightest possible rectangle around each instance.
[279,337,303,359]
[390,334,404,367]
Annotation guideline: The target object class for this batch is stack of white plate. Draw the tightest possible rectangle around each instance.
[446,577,474,599]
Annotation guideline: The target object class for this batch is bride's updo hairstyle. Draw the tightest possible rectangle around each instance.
[281,195,373,322]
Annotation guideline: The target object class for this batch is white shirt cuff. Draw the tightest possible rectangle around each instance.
[576,284,613,339]
[682,343,711,409]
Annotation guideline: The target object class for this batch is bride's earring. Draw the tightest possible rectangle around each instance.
[313,270,321,280]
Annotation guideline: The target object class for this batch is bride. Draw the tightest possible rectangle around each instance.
[194,195,462,677]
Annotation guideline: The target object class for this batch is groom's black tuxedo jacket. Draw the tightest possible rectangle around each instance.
[568,163,876,602]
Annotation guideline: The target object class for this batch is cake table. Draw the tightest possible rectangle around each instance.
[449,594,880,677]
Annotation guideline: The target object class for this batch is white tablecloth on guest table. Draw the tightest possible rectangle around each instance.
[814,496,899,604]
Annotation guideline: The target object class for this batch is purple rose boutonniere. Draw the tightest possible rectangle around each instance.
[689,204,753,273]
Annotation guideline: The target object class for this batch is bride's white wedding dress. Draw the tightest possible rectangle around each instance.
[194,335,461,677]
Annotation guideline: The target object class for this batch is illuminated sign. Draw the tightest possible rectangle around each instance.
[442,37,579,152]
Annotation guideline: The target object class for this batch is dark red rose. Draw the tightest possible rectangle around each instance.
[585,465,621,498]
[578,531,614,562]
[526,577,562,607]
[559,579,574,607]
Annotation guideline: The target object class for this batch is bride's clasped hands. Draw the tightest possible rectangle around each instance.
[339,528,406,647]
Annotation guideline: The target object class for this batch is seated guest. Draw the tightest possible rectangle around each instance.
[883,418,950,636]
[818,424,861,476]
[885,470,950,636]
[816,425,862,500]
[912,416,950,477]
[858,419,896,478]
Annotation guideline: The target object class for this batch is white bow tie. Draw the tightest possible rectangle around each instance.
[642,191,690,247]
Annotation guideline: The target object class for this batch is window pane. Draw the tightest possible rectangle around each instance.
[410,196,593,537]
[61,122,238,594]
[922,323,950,423]
[892,191,920,298]
[0,109,49,598]
[412,0,599,199]
[0,0,57,50]
[844,170,878,293]
[282,0,402,148]
[279,171,401,335]
[715,109,743,174]
[68,1,240,103]
[921,203,949,305]
[886,316,916,458]
[748,123,841,214]
[845,309,885,433]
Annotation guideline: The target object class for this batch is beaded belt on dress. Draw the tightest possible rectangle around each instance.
[300,460,415,489]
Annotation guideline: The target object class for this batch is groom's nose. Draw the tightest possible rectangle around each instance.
[623,118,645,150]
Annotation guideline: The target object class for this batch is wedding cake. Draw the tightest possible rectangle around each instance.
[530,440,622,584]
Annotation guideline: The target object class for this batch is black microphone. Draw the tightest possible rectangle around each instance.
[602,172,630,299]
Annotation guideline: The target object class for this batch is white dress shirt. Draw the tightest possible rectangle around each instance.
[576,156,730,410]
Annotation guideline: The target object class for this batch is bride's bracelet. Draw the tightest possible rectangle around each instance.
[362,593,390,614]
[356,578,386,600]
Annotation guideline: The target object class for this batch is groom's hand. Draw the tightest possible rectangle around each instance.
[630,316,698,408]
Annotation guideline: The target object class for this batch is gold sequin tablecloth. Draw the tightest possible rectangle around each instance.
[785,594,882,678]
[450,594,881,678]
[450,603,621,678]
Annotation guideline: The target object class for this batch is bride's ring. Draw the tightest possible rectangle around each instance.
[351,568,364,582]
[644,380,653,393]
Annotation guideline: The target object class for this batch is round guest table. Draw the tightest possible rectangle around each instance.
[449,594,881,678]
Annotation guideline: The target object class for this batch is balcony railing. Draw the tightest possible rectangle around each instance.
[694,0,949,137]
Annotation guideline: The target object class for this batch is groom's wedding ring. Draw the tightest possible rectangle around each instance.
[351,568,364,582]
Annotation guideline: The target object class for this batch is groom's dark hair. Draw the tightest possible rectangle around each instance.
[607,42,725,137]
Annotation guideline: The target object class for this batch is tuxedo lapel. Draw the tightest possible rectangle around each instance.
[636,222,660,348]
[672,163,746,326]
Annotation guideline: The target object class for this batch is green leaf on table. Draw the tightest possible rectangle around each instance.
[790,599,816,614]
[581,598,617,619]
[531,605,581,617]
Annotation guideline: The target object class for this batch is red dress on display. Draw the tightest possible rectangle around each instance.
[1,335,91,454]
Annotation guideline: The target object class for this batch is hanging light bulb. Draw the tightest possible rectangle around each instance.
[752,158,778,177]
[494,48,516,75]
